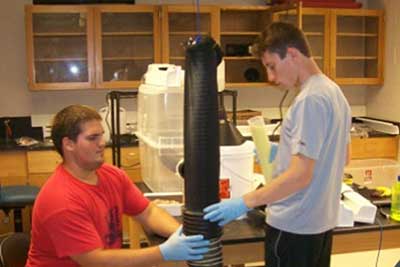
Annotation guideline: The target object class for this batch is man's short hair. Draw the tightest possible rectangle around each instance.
[251,21,311,59]
[51,104,101,156]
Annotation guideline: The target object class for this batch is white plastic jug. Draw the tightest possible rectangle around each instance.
[99,106,127,142]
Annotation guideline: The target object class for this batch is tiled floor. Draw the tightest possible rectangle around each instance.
[331,248,400,267]
[243,248,400,267]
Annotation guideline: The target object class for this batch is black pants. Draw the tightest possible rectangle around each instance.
[264,224,333,267]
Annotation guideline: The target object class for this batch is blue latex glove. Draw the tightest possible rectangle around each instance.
[203,197,251,226]
[253,142,278,164]
[159,225,209,261]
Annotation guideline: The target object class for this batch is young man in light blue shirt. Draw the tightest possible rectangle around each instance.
[204,22,351,267]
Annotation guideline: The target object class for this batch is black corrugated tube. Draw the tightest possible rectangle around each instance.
[182,36,223,267]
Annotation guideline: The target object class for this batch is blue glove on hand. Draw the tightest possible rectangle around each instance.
[159,225,209,261]
[203,197,251,226]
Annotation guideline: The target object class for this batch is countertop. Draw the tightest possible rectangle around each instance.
[0,134,139,151]
[135,182,400,246]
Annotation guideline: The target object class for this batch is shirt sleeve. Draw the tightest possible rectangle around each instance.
[120,171,150,216]
[45,208,103,258]
[290,95,329,160]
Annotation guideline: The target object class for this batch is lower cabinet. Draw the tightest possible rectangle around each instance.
[0,151,30,233]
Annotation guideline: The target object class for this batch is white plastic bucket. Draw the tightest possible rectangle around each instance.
[219,140,255,199]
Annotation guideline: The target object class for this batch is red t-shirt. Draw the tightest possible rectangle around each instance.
[26,163,150,267]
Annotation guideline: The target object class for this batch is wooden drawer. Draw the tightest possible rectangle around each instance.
[0,151,27,179]
[27,150,62,174]
[351,136,398,160]
[105,147,142,182]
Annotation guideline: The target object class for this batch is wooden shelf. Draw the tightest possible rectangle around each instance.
[169,31,209,36]
[304,32,324,37]
[35,57,87,62]
[169,56,185,60]
[337,32,378,37]
[226,82,269,88]
[102,31,153,36]
[224,56,258,60]
[102,56,153,61]
[33,32,86,37]
[220,31,260,36]
[336,56,377,60]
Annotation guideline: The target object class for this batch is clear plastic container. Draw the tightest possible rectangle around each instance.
[137,64,184,192]
[137,83,184,144]
[137,133,184,192]
[344,159,400,188]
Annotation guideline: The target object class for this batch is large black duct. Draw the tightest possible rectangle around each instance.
[182,36,223,267]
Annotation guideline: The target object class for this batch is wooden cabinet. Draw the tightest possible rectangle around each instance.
[26,150,61,187]
[220,6,272,88]
[351,136,398,160]
[26,147,141,187]
[274,7,384,85]
[94,5,160,89]
[25,5,95,90]
[0,151,28,186]
[0,152,30,234]
[104,147,142,182]
[330,9,384,85]
[25,5,160,90]
[161,5,219,66]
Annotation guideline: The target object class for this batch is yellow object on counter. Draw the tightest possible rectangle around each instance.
[248,116,273,184]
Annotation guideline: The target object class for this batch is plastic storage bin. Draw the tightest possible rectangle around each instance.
[344,159,400,188]
[137,83,183,143]
[137,133,184,192]
[137,64,184,192]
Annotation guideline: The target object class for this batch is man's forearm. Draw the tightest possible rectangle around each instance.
[71,246,164,267]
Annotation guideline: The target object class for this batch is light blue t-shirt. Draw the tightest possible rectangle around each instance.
[266,73,351,234]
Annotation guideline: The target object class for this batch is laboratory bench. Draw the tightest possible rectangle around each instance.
[134,182,400,267]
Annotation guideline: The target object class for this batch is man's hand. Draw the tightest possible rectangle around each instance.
[159,226,209,261]
[203,197,250,226]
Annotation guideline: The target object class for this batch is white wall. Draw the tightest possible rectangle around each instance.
[0,0,370,120]
[366,0,400,121]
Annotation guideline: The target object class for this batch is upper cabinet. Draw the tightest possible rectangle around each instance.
[220,6,273,88]
[330,9,384,85]
[25,5,160,90]
[274,7,384,85]
[25,5,95,90]
[94,5,160,89]
[161,5,219,67]
[25,4,384,90]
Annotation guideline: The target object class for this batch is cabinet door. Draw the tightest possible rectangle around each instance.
[27,150,62,186]
[95,5,160,89]
[274,8,330,76]
[0,151,28,185]
[330,9,384,85]
[161,5,219,67]
[25,5,95,90]
[221,6,272,88]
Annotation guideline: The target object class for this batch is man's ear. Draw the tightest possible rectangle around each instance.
[62,136,75,153]
[286,47,299,59]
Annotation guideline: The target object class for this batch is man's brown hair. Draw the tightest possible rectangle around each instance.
[51,104,101,156]
[251,22,311,59]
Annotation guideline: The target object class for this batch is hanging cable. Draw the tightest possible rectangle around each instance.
[272,90,289,136]
[195,0,201,43]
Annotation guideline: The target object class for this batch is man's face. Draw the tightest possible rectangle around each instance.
[261,50,297,89]
[67,119,106,170]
